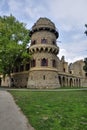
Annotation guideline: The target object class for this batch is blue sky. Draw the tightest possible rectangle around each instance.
[0,0,87,63]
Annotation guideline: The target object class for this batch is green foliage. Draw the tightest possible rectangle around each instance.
[10,90,87,130]
[83,58,87,73]
[0,15,31,76]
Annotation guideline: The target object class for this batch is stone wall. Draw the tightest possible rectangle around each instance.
[69,60,85,77]
[12,71,29,87]
[27,69,60,88]
[1,71,29,88]
[31,31,56,45]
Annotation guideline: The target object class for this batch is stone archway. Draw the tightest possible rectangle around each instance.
[78,79,81,87]
[74,79,76,87]
[70,78,73,87]
[62,77,65,87]
[59,76,62,87]
[66,78,68,86]
[76,79,78,87]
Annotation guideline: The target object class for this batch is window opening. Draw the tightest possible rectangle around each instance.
[52,60,56,67]
[31,59,36,67]
[31,40,36,45]
[41,38,47,43]
[43,75,45,80]
[41,58,48,66]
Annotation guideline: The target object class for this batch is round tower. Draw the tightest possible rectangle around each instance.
[27,18,60,88]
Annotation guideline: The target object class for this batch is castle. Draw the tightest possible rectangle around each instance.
[1,18,87,88]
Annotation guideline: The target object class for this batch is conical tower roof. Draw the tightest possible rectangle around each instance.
[30,17,59,38]
[32,17,56,30]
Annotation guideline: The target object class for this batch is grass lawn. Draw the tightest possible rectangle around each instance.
[9,90,87,130]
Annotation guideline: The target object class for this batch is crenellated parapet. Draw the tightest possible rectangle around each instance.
[29,44,59,55]
[29,26,59,38]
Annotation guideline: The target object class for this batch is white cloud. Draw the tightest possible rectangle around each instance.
[58,39,87,63]
[48,0,87,24]
[59,47,86,63]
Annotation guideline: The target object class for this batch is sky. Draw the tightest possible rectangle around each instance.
[0,0,87,63]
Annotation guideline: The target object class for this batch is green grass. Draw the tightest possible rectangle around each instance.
[9,90,87,130]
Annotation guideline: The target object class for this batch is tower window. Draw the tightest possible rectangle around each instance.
[52,40,56,45]
[31,40,36,45]
[41,58,48,66]
[31,59,36,67]
[52,60,56,67]
[63,68,65,72]
[43,75,45,80]
[41,38,47,43]
[85,73,87,77]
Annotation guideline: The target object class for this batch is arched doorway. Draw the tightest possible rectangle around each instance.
[66,78,68,86]
[59,76,62,87]
[74,79,76,87]
[76,79,78,87]
[79,79,81,87]
[62,77,65,87]
[70,78,73,87]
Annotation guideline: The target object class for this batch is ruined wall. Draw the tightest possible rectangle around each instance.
[70,60,85,77]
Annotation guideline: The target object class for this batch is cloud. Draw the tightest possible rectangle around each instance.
[59,47,86,63]
[58,39,87,63]
[48,0,87,24]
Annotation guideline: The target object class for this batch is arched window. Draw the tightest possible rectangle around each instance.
[31,40,36,45]
[52,60,56,67]
[63,68,65,72]
[25,63,30,70]
[41,58,48,66]
[59,76,62,87]
[85,73,87,77]
[43,75,45,80]
[31,59,36,67]
[52,40,56,45]
[41,38,47,43]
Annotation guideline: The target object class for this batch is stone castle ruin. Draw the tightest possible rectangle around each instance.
[1,18,87,88]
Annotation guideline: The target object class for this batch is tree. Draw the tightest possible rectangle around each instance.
[83,58,87,77]
[84,24,87,36]
[0,15,31,86]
